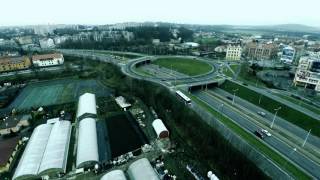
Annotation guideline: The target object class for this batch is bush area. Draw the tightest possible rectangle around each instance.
[86,59,269,179]
[221,80,320,137]
[153,57,212,76]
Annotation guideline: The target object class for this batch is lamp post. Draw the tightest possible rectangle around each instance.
[270,106,281,129]
[232,88,239,105]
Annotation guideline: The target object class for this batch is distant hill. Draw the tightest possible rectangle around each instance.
[231,24,320,33]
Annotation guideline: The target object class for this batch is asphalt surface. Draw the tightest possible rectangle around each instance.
[193,90,320,178]
[56,49,320,178]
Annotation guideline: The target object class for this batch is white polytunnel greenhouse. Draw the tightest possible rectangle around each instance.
[76,93,97,120]
[127,158,159,180]
[13,121,71,180]
[76,117,99,168]
[100,170,127,180]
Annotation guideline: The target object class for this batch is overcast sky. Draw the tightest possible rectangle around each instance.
[1,0,319,27]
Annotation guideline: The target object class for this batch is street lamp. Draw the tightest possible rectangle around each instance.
[270,106,281,128]
[219,103,224,113]
[232,88,239,105]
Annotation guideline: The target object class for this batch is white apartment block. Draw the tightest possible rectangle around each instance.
[226,45,242,60]
[294,56,320,92]
[32,53,64,67]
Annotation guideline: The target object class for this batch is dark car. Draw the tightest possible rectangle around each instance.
[226,96,232,100]
[254,130,264,139]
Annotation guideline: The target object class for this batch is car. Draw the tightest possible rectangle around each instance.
[226,96,233,100]
[257,111,266,117]
[261,129,272,137]
[254,130,264,139]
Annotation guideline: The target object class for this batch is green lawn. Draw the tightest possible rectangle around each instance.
[220,80,320,137]
[153,57,212,76]
[274,94,320,115]
[187,92,311,180]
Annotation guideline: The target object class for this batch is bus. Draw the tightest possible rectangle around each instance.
[176,90,191,105]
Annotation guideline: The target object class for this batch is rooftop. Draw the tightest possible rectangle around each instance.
[0,136,20,166]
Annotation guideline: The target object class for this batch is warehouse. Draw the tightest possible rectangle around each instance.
[100,170,127,180]
[152,119,169,139]
[76,117,99,168]
[13,121,71,180]
[76,93,97,120]
[127,158,159,180]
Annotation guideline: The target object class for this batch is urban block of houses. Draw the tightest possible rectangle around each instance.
[0,56,31,73]
[226,45,242,60]
[294,56,320,92]
[32,53,64,67]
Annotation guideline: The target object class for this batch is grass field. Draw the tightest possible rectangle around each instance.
[9,78,111,110]
[220,80,320,137]
[153,57,212,76]
[274,93,320,115]
[187,92,311,180]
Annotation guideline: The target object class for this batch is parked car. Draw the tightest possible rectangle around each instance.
[257,111,266,117]
[226,96,233,100]
[254,130,265,139]
[261,129,272,137]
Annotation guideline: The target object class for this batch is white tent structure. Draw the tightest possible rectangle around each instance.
[100,170,127,180]
[76,118,99,168]
[152,119,169,138]
[13,121,71,180]
[127,158,159,180]
[38,121,71,175]
[77,93,97,120]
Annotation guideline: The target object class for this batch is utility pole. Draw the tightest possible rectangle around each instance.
[258,95,262,104]
[270,106,281,128]
[232,88,239,105]
[302,129,311,147]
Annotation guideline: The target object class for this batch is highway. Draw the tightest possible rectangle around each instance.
[56,49,320,178]
[193,90,320,178]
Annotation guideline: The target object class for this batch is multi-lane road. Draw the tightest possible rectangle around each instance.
[57,49,320,178]
[192,89,320,178]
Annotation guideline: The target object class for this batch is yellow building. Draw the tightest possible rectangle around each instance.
[0,56,31,73]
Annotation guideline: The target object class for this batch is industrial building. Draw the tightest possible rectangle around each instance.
[100,170,127,180]
[127,158,159,180]
[76,93,97,120]
[13,121,71,180]
[32,53,64,67]
[76,118,99,168]
[294,56,320,92]
[152,119,169,139]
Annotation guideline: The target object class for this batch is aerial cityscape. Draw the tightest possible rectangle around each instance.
[0,0,320,180]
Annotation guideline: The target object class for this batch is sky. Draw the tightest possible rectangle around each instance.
[1,0,320,27]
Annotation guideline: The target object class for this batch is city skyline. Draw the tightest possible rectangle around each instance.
[1,0,320,27]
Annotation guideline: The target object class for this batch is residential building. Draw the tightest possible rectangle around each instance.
[0,56,31,73]
[294,56,320,92]
[246,42,277,60]
[32,53,64,67]
[0,136,21,173]
[0,115,31,136]
[280,46,295,64]
[226,45,242,60]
